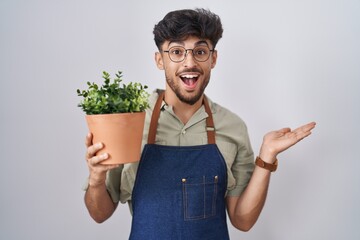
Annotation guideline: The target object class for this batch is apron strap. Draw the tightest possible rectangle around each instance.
[148,91,216,144]
[203,96,216,144]
[148,91,165,144]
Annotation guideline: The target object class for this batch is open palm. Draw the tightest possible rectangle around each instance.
[262,122,316,157]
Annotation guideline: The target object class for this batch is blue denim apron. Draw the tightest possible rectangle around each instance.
[129,92,230,240]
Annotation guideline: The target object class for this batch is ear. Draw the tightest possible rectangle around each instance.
[210,50,218,69]
[155,52,164,70]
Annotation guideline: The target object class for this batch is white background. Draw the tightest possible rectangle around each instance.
[1,0,359,239]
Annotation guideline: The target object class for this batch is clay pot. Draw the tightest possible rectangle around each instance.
[86,112,145,165]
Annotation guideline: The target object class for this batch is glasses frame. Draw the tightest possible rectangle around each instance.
[163,46,214,63]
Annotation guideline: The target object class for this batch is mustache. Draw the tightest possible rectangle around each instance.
[176,68,203,76]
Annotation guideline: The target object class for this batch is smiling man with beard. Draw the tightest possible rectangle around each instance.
[83,8,316,240]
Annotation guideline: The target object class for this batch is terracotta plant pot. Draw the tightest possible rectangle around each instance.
[86,112,145,165]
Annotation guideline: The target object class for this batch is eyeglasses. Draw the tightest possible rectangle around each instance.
[163,46,214,63]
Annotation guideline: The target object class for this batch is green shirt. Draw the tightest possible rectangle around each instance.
[101,90,255,205]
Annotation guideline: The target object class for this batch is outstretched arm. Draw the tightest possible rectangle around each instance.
[227,122,316,231]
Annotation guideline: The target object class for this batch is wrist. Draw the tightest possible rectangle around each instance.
[259,146,277,164]
[88,175,106,188]
[255,156,278,172]
[259,153,277,164]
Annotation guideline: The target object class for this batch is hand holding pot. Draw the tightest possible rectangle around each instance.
[85,133,120,187]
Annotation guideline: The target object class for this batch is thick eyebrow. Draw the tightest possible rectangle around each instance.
[167,40,209,48]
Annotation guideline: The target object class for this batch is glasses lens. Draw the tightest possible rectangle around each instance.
[168,47,186,62]
[193,46,211,62]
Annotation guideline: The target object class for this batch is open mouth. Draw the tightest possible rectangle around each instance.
[180,74,199,88]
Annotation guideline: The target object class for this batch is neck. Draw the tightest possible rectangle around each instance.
[164,89,204,125]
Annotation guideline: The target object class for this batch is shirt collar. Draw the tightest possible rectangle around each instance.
[149,89,216,128]
[149,89,216,113]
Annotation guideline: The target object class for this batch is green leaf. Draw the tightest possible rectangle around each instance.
[76,70,150,114]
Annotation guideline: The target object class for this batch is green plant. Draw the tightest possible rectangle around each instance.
[77,71,150,115]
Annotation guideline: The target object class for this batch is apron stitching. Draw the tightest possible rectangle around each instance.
[203,176,206,219]
[212,176,218,215]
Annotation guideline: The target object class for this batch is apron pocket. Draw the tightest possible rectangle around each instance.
[182,175,218,221]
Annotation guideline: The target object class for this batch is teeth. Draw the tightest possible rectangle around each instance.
[181,74,198,78]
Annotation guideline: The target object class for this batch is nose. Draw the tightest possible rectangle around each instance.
[182,50,198,67]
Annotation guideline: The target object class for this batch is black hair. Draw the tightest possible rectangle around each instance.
[153,8,223,50]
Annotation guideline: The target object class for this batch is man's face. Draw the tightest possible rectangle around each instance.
[155,36,217,105]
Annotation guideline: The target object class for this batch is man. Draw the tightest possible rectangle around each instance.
[83,8,316,239]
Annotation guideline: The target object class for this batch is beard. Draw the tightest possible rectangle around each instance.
[165,69,210,105]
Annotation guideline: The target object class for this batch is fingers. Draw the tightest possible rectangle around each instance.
[85,142,119,168]
[85,132,93,147]
[85,133,108,163]
[86,142,114,169]
[292,122,316,141]
[85,134,110,166]
[278,127,291,134]
[294,122,316,134]
[303,122,316,132]
[89,152,109,166]
[276,128,291,137]
[87,142,104,159]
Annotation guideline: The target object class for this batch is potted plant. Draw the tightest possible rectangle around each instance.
[77,70,149,165]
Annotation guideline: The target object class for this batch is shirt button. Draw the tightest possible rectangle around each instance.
[182,129,186,135]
